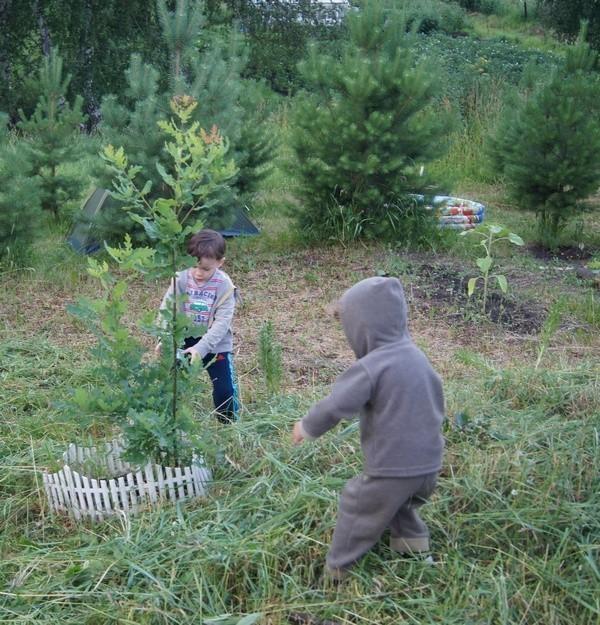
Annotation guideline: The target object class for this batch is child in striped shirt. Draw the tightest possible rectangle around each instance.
[157,229,238,423]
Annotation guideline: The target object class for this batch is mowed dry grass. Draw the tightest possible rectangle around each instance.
[1,232,597,407]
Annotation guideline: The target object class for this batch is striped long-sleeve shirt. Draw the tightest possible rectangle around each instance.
[159,268,235,358]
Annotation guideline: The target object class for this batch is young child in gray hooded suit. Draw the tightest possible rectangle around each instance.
[292,276,445,579]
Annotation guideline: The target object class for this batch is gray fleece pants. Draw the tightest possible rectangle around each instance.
[326,472,437,573]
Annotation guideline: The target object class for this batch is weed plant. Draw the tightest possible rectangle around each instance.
[258,320,284,395]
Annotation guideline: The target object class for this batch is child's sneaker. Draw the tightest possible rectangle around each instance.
[389,536,430,554]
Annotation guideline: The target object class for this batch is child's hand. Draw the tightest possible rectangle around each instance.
[183,347,200,363]
[154,342,162,356]
[292,421,305,445]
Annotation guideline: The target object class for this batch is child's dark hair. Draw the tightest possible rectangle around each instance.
[187,229,226,260]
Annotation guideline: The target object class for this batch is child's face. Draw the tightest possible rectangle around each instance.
[191,256,224,283]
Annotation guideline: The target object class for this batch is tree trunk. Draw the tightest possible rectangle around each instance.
[79,0,100,129]
[33,0,52,56]
[523,1,528,20]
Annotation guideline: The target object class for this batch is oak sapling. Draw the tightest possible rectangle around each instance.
[68,96,236,466]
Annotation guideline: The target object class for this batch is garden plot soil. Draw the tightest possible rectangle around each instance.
[406,262,545,335]
[527,242,595,262]
[0,242,595,395]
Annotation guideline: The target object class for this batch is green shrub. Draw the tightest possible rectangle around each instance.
[291,0,453,243]
[0,117,42,266]
[488,31,600,246]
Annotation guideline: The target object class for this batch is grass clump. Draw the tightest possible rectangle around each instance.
[2,339,600,624]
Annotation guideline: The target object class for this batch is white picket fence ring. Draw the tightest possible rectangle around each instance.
[42,440,211,521]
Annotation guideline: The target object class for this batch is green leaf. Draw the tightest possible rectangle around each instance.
[236,616,262,625]
[467,277,477,296]
[476,256,493,273]
[508,232,524,246]
[156,162,177,188]
[496,274,508,292]
[489,224,503,235]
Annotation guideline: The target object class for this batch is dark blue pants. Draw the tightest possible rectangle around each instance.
[183,338,239,423]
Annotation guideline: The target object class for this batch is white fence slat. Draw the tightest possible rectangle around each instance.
[165,467,176,501]
[109,476,120,512]
[157,464,166,499]
[183,466,195,497]
[71,469,89,517]
[80,474,96,521]
[100,479,112,514]
[144,464,157,503]
[126,472,138,513]
[42,473,55,511]
[135,470,145,503]
[53,470,66,510]
[57,469,72,514]
[174,467,185,500]
[91,478,104,521]
[63,467,79,519]
[118,476,129,515]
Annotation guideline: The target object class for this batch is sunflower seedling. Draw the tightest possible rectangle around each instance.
[461,223,524,314]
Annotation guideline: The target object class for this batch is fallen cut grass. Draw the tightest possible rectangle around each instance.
[1,333,599,624]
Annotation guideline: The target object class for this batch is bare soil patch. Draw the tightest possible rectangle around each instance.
[527,242,595,262]
[1,242,597,396]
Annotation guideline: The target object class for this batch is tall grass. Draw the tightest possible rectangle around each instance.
[1,336,599,624]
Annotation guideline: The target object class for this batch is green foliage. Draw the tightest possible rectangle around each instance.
[461,223,524,314]
[291,0,453,242]
[67,99,236,465]
[411,32,559,117]
[538,0,600,50]
[258,320,283,395]
[209,0,349,94]
[451,0,505,15]
[17,49,88,221]
[488,30,600,247]
[93,0,272,244]
[535,296,565,370]
[402,0,467,34]
[0,116,42,266]
[0,0,167,124]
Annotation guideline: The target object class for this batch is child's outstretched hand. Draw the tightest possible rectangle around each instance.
[292,421,305,445]
[183,347,200,363]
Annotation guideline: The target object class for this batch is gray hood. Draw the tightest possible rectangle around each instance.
[339,276,409,358]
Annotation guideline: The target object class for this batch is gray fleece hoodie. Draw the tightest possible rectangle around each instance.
[300,276,444,478]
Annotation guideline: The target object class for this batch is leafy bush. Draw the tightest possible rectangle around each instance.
[291,0,453,242]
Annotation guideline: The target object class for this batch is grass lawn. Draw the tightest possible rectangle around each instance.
[1,189,599,624]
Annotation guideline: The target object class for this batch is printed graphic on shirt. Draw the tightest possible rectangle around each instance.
[183,273,224,326]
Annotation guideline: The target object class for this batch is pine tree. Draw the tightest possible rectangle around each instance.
[290,0,453,241]
[94,0,272,243]
[0,113,42,264]
[489,27,600,246]
[17,49,87,221]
